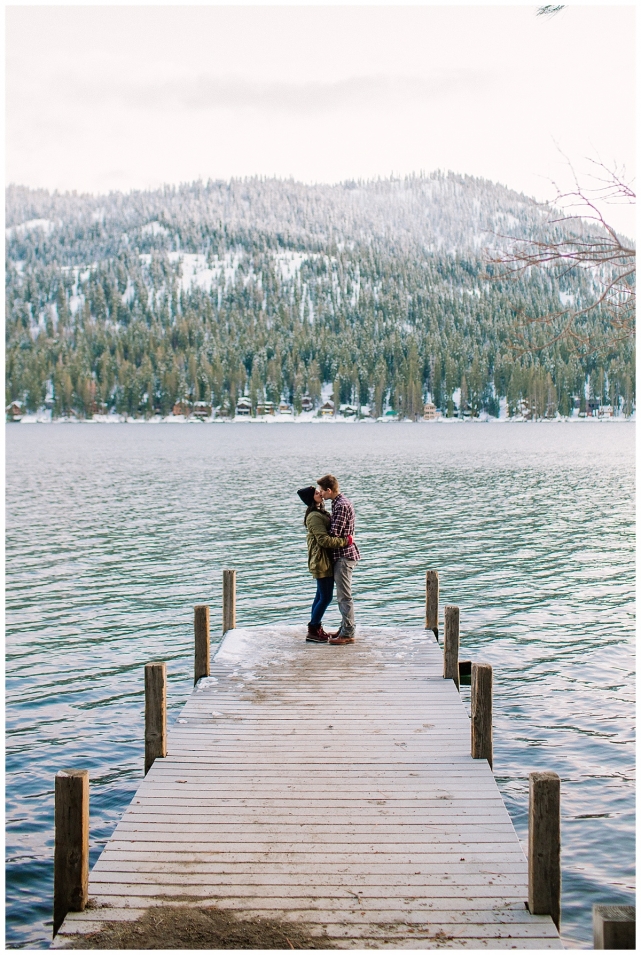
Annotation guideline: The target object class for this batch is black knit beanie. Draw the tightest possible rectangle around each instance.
[297,486,316,508]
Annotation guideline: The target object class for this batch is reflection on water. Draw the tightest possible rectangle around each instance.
[6,422,635,948]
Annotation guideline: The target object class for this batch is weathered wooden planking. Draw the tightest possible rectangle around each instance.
[53,625,562,949]
[87,855,530,874]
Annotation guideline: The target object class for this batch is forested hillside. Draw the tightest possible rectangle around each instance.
[5,172,635,418]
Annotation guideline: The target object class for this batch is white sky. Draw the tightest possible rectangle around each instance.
[5,4,636,235]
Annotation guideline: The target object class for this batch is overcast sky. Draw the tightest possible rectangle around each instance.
[5,4,636,234]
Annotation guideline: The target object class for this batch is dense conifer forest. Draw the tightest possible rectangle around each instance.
[5,173,635,418]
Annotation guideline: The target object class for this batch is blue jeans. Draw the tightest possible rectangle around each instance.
[310,576,334,625]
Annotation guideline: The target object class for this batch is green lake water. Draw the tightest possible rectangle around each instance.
[5,421,635,947]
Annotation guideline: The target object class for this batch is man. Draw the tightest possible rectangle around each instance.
[317,474,360,644]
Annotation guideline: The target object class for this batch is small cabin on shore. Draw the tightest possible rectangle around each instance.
[192,401,212,419]
[320,400,335,417]
[172,400,192,417]
[423,401,438,420]
[256,401,275,416]
[301,394,314,412]
[6,400,24,421]
[235,396,252,417]
[278,402,293,415]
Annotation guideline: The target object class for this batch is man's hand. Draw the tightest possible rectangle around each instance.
[346,534,354,546]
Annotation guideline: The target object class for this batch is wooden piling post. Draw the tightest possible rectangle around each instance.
[443,605,459,689]
[471,663,493,768]
[53,770,89,936]
[144,662,167,776]
[593,905,635,949]
[222,569,236,633]
[528,770,561,930]
[194,605,210,684]
[425,570,439,640]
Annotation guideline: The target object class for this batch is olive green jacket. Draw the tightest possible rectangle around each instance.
[305,509,347,578]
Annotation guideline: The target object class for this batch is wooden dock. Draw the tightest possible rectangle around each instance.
[53,624,562,948]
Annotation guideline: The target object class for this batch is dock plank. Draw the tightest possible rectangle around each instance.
[53,625,561,949]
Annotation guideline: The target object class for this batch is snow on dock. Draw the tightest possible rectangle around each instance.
[53,625,562,949]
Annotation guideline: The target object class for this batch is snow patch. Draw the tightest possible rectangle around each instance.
[276,251,308,282]
[141,221,168,237]
[163,250,244,293]
[68,296,83,315]
[122,280,135,305]
[6,218,56,239]
[321,381,334,404]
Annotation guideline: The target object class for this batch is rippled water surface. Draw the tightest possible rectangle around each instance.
[6,421,635,948]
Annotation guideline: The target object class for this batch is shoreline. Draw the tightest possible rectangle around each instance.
[8,413,633,425]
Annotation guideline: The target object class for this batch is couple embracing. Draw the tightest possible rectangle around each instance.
[297,474,360,645]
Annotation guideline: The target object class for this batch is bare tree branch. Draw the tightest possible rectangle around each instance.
[485,158,635,354]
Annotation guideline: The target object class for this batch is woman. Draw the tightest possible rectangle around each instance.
[297,485,354,643]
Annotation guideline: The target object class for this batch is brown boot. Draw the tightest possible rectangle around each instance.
[306,623,328,643]
[328,632,355,645]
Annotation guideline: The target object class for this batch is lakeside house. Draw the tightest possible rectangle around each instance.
[319,400,335,417]
[278,402,293,415]
[235,396,252,416]
[423,401,438,420]
[172,400,192,417]
[301,394,314,412]
[6,400,24,422]
[256,401,275,416]
[192,401,212,419]
[339,404,358,418]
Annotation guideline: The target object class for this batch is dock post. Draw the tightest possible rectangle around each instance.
[53,769,89,936]
[593,905,635,949]
[528,770,561,930]
[471,663,493,768]
[144,662,167,776]
[443,605,459,689]
[194,604,210,684]
[425,570,439,640]
[223,569,236,633]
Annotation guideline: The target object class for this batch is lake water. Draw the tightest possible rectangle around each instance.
[5,421,635,948]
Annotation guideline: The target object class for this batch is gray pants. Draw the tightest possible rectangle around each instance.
[334,558,357,636]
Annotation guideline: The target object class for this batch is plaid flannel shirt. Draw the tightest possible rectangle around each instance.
[329,494,360,562]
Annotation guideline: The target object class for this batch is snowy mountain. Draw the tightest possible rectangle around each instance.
[5,173,634,419]
[6,171,578,260]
